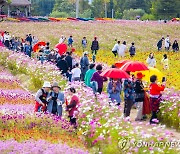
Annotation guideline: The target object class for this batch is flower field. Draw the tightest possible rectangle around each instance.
[0,48,179,153]
[0,21,180,153]
[1,21,180,89]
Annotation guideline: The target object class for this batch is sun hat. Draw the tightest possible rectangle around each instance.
[136,72,145,79]
[51,82,60,89]
[83,51,88,55]
[42,81,51,88]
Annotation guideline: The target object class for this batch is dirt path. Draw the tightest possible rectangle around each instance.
[130,107,180,140]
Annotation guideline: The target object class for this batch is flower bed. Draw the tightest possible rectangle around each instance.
[0,48,180,153]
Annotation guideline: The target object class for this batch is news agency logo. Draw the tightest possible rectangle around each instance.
[118,138,180,151]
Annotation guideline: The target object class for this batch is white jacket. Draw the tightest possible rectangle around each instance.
[165,37,170,47]
[146,57,156,67]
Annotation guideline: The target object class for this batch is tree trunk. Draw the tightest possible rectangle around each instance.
[76,0,79,18]
[105,2,107,18]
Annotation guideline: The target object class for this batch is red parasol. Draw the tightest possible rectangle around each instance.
[33,41,46,52]
[55,43,67,56]
[120,61,149,72]
[101,68,130,79]
[115,60,132,68]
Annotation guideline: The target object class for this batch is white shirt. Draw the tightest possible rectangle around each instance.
[118,44,126,57]
[59,37,65,44]
[165,37,170,47]
[72,67,81,78]
[4,34,10,41]
[146,57,156,67]
[112,43,120,51]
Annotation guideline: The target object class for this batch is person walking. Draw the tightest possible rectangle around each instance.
[65,52,73,71]
[3,32,11,49]
[68,36,74,47]
[57,55,69,75]
[172,40,179,52]
[149,75,165,124]
[82,37,87,51]
[129,42,136,57]
[112,41,120,57]
[66,87,79,128]
[47,82,65,116]
[24,41,32,57]
[118,41,127,57]
[123,78,135,117]
[80,51,89,81]
[59,35,66,44]
[161,54,169,69]
[72,63,81,81]
[157,37,164,51]
[165,35,170,51]
[34,81,51,112]
[134,72,145,121]
[91,37,99,63]
[146,53,156,67]
[84,64,96,87]
[91,64,107,94]
[107,79,122,105]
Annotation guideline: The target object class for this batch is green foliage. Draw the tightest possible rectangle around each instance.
[50,11,69,17]
[141,13,155,20]
[152,0,180,19]
[123,8,145,20]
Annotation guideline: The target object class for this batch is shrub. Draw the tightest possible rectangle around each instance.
[123,9,145,20]
[141,13,156,20]
[50,11,69,18]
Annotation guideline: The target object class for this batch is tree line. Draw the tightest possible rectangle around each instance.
[3,0,180,19]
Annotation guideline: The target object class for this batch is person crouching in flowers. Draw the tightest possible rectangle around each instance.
[66,87,79,128]
[35,81,51,112]
[47,82,65,116]
[149,75,166,124]
[107,79,122,105]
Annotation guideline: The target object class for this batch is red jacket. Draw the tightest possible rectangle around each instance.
[67,95,79,117]
[149,83,165,96]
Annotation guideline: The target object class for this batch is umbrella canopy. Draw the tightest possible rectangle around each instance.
[115,60,132,68]
[33,41,46,52]
[121,61,149,72]
[134,67,163,82]
[101,68,130,79]
[55,43,67,56]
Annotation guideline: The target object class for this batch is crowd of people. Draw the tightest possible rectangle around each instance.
[0,31,171,126]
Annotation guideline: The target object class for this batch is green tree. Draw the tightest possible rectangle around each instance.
[152,0,180,19]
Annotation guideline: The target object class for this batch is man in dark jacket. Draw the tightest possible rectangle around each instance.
[57,55,69,75]
[91,37,99,62]
[129,42,136,57]
[157,37,164,51]
[80,51,89,81]
[65,52,73,71]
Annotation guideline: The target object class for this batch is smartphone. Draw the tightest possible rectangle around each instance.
[162,77,166,82]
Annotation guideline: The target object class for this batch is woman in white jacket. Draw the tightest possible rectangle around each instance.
[165,35,170,50]
[118,41,126,57]
[146,53,156,67]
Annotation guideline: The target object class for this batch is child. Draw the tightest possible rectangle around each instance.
[68,36,74,47]
[82,37,87,51]
[129,42,136,57]
[161,54,169,69]
[35,81,51,112]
